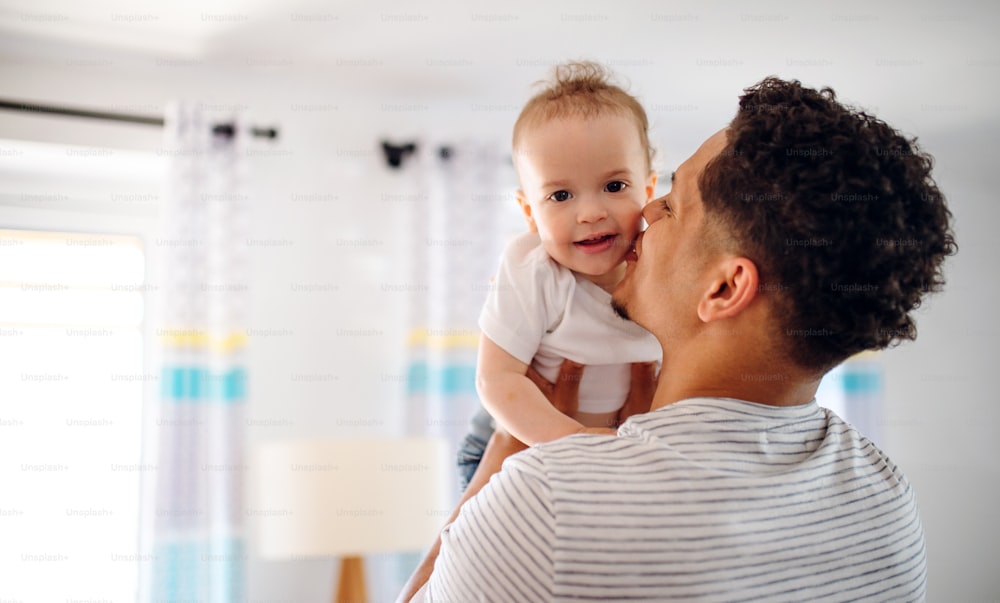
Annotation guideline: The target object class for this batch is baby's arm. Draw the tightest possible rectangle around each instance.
[476,334,587,446]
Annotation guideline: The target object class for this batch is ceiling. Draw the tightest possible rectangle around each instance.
[0,0,997,148]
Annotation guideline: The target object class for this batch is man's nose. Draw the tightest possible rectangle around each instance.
[643,197,666,224]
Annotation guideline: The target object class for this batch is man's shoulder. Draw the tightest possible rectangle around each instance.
[514,432,655,473]
[492,435,633,502]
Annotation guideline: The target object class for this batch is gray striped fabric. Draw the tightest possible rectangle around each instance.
[427,397,926,602]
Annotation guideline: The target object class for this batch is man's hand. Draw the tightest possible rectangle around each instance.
[617,361,658,425]
[525,359,584,417]
[528,359,657,428]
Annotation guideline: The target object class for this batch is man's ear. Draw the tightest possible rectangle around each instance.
[516,190,537,233]
[697,257,759,323]
[645,170,658,201]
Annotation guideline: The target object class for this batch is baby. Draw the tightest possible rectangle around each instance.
[460,61,662,485]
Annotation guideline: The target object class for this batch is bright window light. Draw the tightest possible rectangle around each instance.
[0,228,146,602]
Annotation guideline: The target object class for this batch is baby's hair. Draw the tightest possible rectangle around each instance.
[513,60,654,170]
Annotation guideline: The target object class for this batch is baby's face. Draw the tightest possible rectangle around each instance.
[514,112,655,284]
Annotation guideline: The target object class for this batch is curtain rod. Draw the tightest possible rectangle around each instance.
[0,98,278,140]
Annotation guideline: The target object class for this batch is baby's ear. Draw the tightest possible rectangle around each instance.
[645,171,658,201]
[516,191,537,233]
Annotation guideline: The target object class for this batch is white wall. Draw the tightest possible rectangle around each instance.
[878,124,1000,595]
[2,28,998,601]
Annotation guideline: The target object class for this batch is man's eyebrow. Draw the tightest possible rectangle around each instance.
[670,171,676,184]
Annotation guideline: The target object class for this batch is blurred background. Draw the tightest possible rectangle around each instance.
[0,0,997,601]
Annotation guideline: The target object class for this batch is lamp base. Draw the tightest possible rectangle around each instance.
[334,555,367,603]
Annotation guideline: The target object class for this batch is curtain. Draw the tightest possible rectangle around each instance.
[837,352,884,445]
[402,140,518,495]
[139,103,249,603]
[817,352,884,446]
[368,139,517,592]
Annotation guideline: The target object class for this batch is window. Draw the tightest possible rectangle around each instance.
[0,228,147,601]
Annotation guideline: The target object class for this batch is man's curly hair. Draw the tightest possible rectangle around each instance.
[700,77,957,371]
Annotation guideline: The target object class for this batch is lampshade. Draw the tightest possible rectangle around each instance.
[254,437,450,559]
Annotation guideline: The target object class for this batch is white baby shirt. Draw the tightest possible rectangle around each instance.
[478,232,661,413]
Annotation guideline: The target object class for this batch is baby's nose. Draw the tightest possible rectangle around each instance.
[577,197,608,222]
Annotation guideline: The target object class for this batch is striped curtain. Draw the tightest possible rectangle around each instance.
[402,140,518,503]
[140,103,249,603]
[818,351,884,446]
[837,352,884,445]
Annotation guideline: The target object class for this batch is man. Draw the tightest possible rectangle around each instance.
[410,77,955,601]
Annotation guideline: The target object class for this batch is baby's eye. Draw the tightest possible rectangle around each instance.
[548,190,572,202]
[606,181,628,193]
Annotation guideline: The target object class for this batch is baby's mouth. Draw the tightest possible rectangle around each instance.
[574,233,618,255]
[575,233,616,247]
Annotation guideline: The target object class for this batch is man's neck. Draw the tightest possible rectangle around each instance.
[650,343,822,411]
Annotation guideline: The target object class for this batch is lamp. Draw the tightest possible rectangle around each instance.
[255,438,450,603]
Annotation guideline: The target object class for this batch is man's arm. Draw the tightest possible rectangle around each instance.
[396,360,584,603]
[426,448,556,601]
[421,361,657,600]
[396,424,526,602]
[397,359,656,601]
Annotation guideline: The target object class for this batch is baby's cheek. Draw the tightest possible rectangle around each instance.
[627,213,645,234]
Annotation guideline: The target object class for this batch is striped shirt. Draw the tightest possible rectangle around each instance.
[427,397,926,602]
